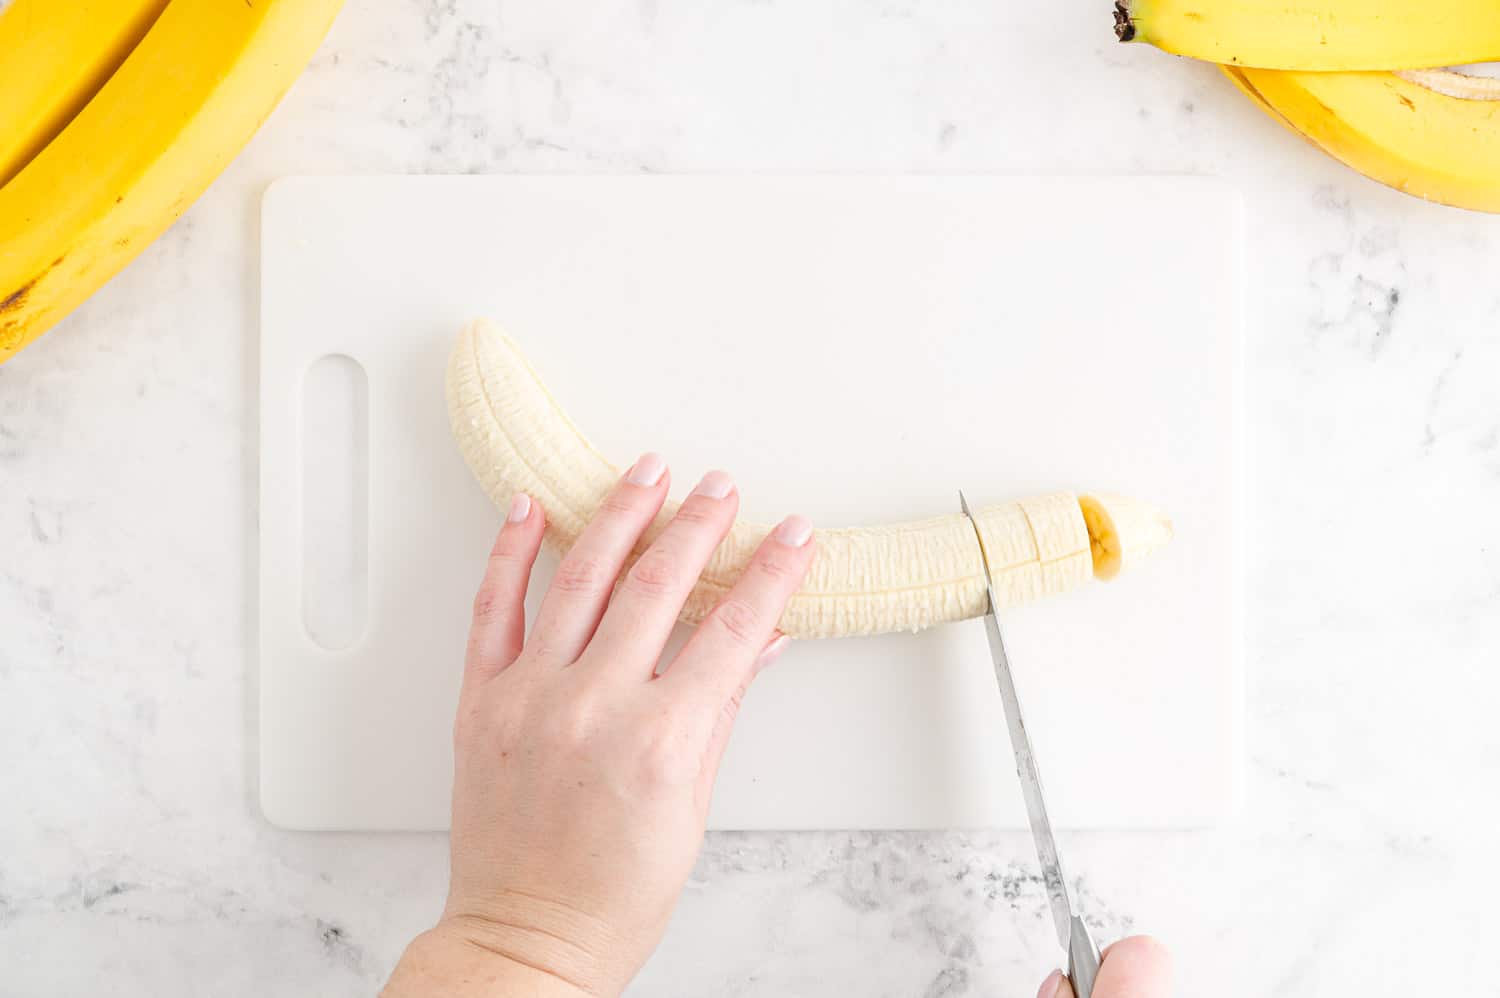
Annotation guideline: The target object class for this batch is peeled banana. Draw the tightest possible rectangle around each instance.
[0,0,168,186]
[446,319,1173,640]
[1115,0,1500,71]
[0,0,343,364]
[1229,67,1500,213]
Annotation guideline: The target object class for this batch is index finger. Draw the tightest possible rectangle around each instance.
[661,513,815,712]
[528,452,671,664]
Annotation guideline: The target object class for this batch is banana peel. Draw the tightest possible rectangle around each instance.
[1230,67,1500,213]
[1116,0,1500,72]
[0,0,169,187]
[0,0,343,364]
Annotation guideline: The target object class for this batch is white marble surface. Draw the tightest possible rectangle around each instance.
[3,2,1499,994]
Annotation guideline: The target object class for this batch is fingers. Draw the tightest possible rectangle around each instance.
[693,632,790,809]
[584,470,740,678]
[465,493,546,684]
[1039,936,1172,998]
[665,514,815,717]
[1094,936,1172,997]
[529,453,671,665]
[1040,969,1070,998]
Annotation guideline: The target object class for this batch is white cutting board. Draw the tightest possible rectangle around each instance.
[260,175,1242,831]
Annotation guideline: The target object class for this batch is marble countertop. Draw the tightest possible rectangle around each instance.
[4,2,1499,994]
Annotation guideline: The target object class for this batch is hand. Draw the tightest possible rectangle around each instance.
[1038,937,1173,998]
[383,454,816,997]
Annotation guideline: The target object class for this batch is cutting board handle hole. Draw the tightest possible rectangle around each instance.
[301,354,369,651]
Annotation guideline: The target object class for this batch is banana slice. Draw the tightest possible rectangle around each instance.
[446,319,1173,639]
[1079,493,1174,581]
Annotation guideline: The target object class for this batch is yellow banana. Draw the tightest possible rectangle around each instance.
[1220,65,1285,125]
[0,0,343,364]
[1223,64,1363,186]
[0,0,169,186]
[1116,0,1500,71]
[1230,67,1500,214]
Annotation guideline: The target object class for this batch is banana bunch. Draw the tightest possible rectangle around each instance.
[1116,0,1500,213]
[0,0,343,365]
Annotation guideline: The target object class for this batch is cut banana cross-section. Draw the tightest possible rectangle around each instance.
[446,319,1173,639]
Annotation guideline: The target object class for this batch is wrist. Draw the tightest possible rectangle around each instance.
[382,925,598,998]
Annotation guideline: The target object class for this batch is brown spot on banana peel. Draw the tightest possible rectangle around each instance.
[0,255,67,358]
[1,252,69,315]
[0,282,32,315]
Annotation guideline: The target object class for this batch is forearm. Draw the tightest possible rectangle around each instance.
[382,927,596,998]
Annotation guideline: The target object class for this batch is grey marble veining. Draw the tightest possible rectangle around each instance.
[4,1,1500,994]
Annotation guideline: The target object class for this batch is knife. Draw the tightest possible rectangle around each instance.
[958,490,1104,997]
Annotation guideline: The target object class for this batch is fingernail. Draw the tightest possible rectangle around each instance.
[772,514,813,547]
[626,452,667,487]
[507,492,532,523]
[691,470,734,500]
[1036,970,1064,998]
[754,634,790,673]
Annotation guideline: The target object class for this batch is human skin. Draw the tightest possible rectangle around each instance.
[1039,936,1173,998]
[381,453,1171,997]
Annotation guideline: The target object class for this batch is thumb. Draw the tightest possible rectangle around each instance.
[1037,969,1074,998]
[1037,936,1172,998]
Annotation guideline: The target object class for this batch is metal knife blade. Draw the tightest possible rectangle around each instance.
[958,490,1075,952]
